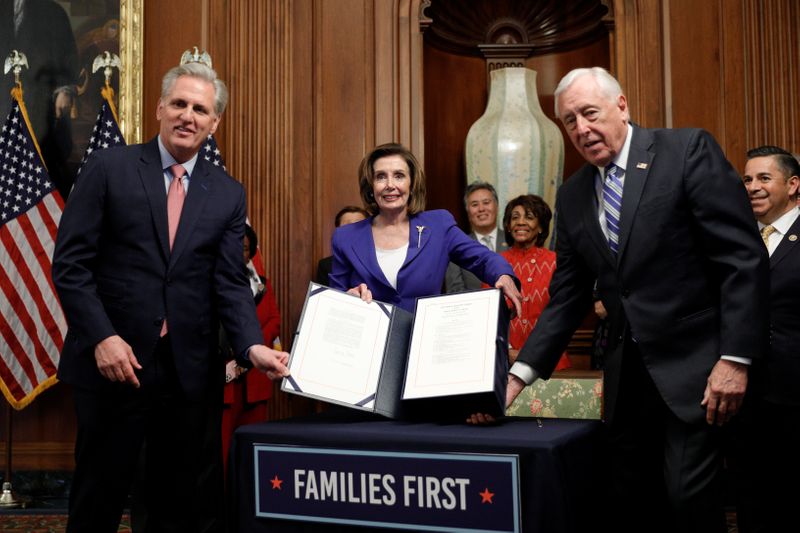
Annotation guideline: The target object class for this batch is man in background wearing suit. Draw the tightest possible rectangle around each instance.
[473,67,768,533]
[736,145,800,533]
[444,181,509,292]
[53,62,289,533]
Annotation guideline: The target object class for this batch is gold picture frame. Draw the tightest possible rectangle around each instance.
[119,0,143,144]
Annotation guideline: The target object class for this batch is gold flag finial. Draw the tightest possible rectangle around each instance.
[179,46,213,68]
[3,50,29,85]
[92,51,122,87]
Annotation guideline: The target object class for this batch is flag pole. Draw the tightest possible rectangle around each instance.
[0,50,35,509]
[0,404,28,508]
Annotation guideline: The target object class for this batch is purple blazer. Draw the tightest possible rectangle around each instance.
[329,209,514,312]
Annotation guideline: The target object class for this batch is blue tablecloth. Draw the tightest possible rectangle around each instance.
[230,411,602,532]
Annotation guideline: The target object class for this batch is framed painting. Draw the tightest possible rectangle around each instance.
[0,0,142,197]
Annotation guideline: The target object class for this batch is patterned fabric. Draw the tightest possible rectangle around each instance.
[501,246,570,370]
[602,163,623,254]
[760,224,775,248]
[200,134,226,170]
[77,87,125,176]
[506,373,603,419]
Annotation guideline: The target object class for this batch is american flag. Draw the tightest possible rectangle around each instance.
[201,134,226,171]
[77,87,125,175]
[0,89,67,409]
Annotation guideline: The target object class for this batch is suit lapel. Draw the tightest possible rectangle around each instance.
[617,127,655,262]
[169,157,211,269]
[139,140,170,262]
[349,219,393,289]
[770,213,800,269]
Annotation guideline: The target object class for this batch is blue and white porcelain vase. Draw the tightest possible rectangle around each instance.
[465,67,564,236]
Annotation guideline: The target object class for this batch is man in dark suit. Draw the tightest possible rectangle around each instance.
[52,62,289,533]
[472,67,769,532]
[735,145,800,532]
[444,181,509,293]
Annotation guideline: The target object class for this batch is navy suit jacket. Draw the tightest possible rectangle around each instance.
[761,212,800,407]
[329,209,514,312]
[516,127,769,424]
[53,138,263,400]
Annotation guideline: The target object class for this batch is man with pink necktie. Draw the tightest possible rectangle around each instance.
[52,62,289,533]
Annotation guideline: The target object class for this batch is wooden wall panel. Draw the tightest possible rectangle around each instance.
[612,0,666,128]
[740,0,800,156]
[668,0,723,135]
[312,0,372,263]
[422,45,486,223]
[142,0,208,139]
[667,0,800,172]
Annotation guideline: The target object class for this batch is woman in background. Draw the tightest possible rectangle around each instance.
[329,142,521,315]
[220,224,281,475]
[501,195,570,370]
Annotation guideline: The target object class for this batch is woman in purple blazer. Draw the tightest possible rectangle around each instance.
[329,143,521,314]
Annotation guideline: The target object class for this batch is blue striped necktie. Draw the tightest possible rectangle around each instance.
[602,163,623,255]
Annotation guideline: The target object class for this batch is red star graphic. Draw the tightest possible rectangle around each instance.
[270,475,283,490]
[479,487,494,504]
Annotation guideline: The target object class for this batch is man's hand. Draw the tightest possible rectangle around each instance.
[495,274,522,318]
[248,345,290,380]
[594,300,608,319]
[701,359,748,426]
[347,283,373,304]
[466,374,527,425]
[94,335,142,387]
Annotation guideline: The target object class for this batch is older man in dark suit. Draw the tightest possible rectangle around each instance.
[735,145,800,532]
[472,67,769,532]
[53,62,289,533]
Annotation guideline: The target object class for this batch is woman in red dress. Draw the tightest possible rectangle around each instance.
[501,195,570,370]
[220,225,281,475]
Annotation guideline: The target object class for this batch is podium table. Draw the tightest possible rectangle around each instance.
[230,411,602,533]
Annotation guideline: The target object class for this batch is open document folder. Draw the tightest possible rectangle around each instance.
[282,283,510,420]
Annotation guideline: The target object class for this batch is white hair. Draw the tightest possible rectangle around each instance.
[554,67,623,118]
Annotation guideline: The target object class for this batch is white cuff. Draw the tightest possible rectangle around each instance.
[721,355,751,366]
[509,361,539,386]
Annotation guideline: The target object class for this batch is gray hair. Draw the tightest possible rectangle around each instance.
[554,67,623,118]
[161,63,229,116]
[463,181,498,207]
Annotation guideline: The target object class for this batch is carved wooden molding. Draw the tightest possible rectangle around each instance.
[422,0,609,58]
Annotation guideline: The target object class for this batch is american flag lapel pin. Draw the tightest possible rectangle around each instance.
[636,162,648,169]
